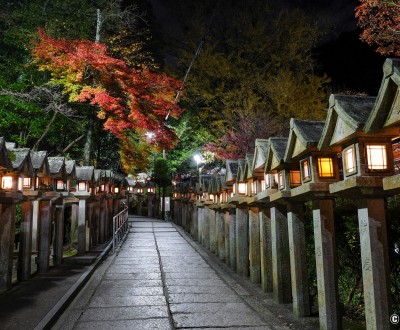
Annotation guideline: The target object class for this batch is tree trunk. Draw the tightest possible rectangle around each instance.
[33,111,57,151]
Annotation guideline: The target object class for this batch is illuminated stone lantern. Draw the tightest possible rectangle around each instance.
[124,176,135,194]
[225,160,238,202]
[28,151,50,271]
[319,92,395,329]
[0,140,28,292]
[72,166,95,255]
[45,157,66,194]
[362,58,400,329]
[134,181,145,215]
[252,138,273,292]
[224,160,238,270]
[264,137,295,305]
[235,159,247,201]
[251,139,269,196]
[146,181,156,217]
[284,118,340,319]
[64,160,76,193]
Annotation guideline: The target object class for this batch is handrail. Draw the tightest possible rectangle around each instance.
[112,203,129,253]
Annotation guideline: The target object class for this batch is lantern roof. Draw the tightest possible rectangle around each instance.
[225,160,238,183]
[65,160,76,179]
[252,139,269,174]
[265,137,288,172]
[219,174,228,190]
[48,157,66,177]
[0,137,12,171]
[284,118,325,162]
[364,58,400,134]
[244,154,254,180]
[236,159,246,182]
[104,169,114,181]
[8,147,34,176]
[319,94,376,150]
[125,176,135,186]
[134,181,145,188]
[30,151,50,175]
[75,166,95,181]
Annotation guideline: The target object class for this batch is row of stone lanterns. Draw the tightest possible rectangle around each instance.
[0,140,136,294]
[172,58,400,330]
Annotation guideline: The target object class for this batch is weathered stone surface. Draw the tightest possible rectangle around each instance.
[236,207,249,277]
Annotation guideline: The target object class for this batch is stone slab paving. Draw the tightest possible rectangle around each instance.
[54,217,319,330]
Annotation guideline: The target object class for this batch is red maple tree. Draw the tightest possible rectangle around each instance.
[356,0,400,56]
[32,29,184,150]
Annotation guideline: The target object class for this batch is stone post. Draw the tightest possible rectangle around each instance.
[197,206,203,243]
[271,203,291,303]
[99,198,105,243]
[53,203,65,266]
[70,203,78,247]
[31,200,39,252]
[224,210,230,267]
[148,195,154,217]
[236,206,249,277]
[77,198,87,255]
[38,199,52,273]
[357,198,391,330]
[260,208,273,292]
[229,208,237,271]
[203,206,210,250]
[312,198,340,330]
[217,210,225,261]
[18,199,33,281]
[192,205,198,240]
[249,206,261,284]
[93,199,101,245]
[287,202,310,317]
[0,203,16,293]
[209,208,217,254]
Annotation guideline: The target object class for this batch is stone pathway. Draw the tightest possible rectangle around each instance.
[54,218,313,330]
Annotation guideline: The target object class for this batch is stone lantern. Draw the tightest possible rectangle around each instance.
[0,140,30,292]
[264,137,297,305]
[251,138,273,292]
[284,118,340,320]
[224,159,238,270]
[72,166,95,255]
[145,180,156,217]
[319,93,395,329]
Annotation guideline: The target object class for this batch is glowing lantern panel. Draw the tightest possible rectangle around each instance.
[366,145,387,170]
[344,146,357,175]
[318,157,334,178]
[2,176,13,189]
[290,170,301,187]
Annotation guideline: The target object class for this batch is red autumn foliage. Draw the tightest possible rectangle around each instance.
[203,114,281,160]
[356,0,400,56]
[32,28,184,149]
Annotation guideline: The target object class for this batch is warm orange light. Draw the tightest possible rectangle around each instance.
[366,145,387,170]
[290,170,301,187]
[318,158,334,177]
[2,176,13,189]
[344,146,357,175]
[114,187,119,193]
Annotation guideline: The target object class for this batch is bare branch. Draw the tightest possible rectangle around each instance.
[0,85,76,117]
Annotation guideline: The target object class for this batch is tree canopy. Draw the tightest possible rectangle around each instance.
[356,0,400,56]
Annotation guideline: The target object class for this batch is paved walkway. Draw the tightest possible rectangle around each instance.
[54,217,319,330]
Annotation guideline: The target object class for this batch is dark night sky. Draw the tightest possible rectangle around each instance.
[146,0,386,96]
